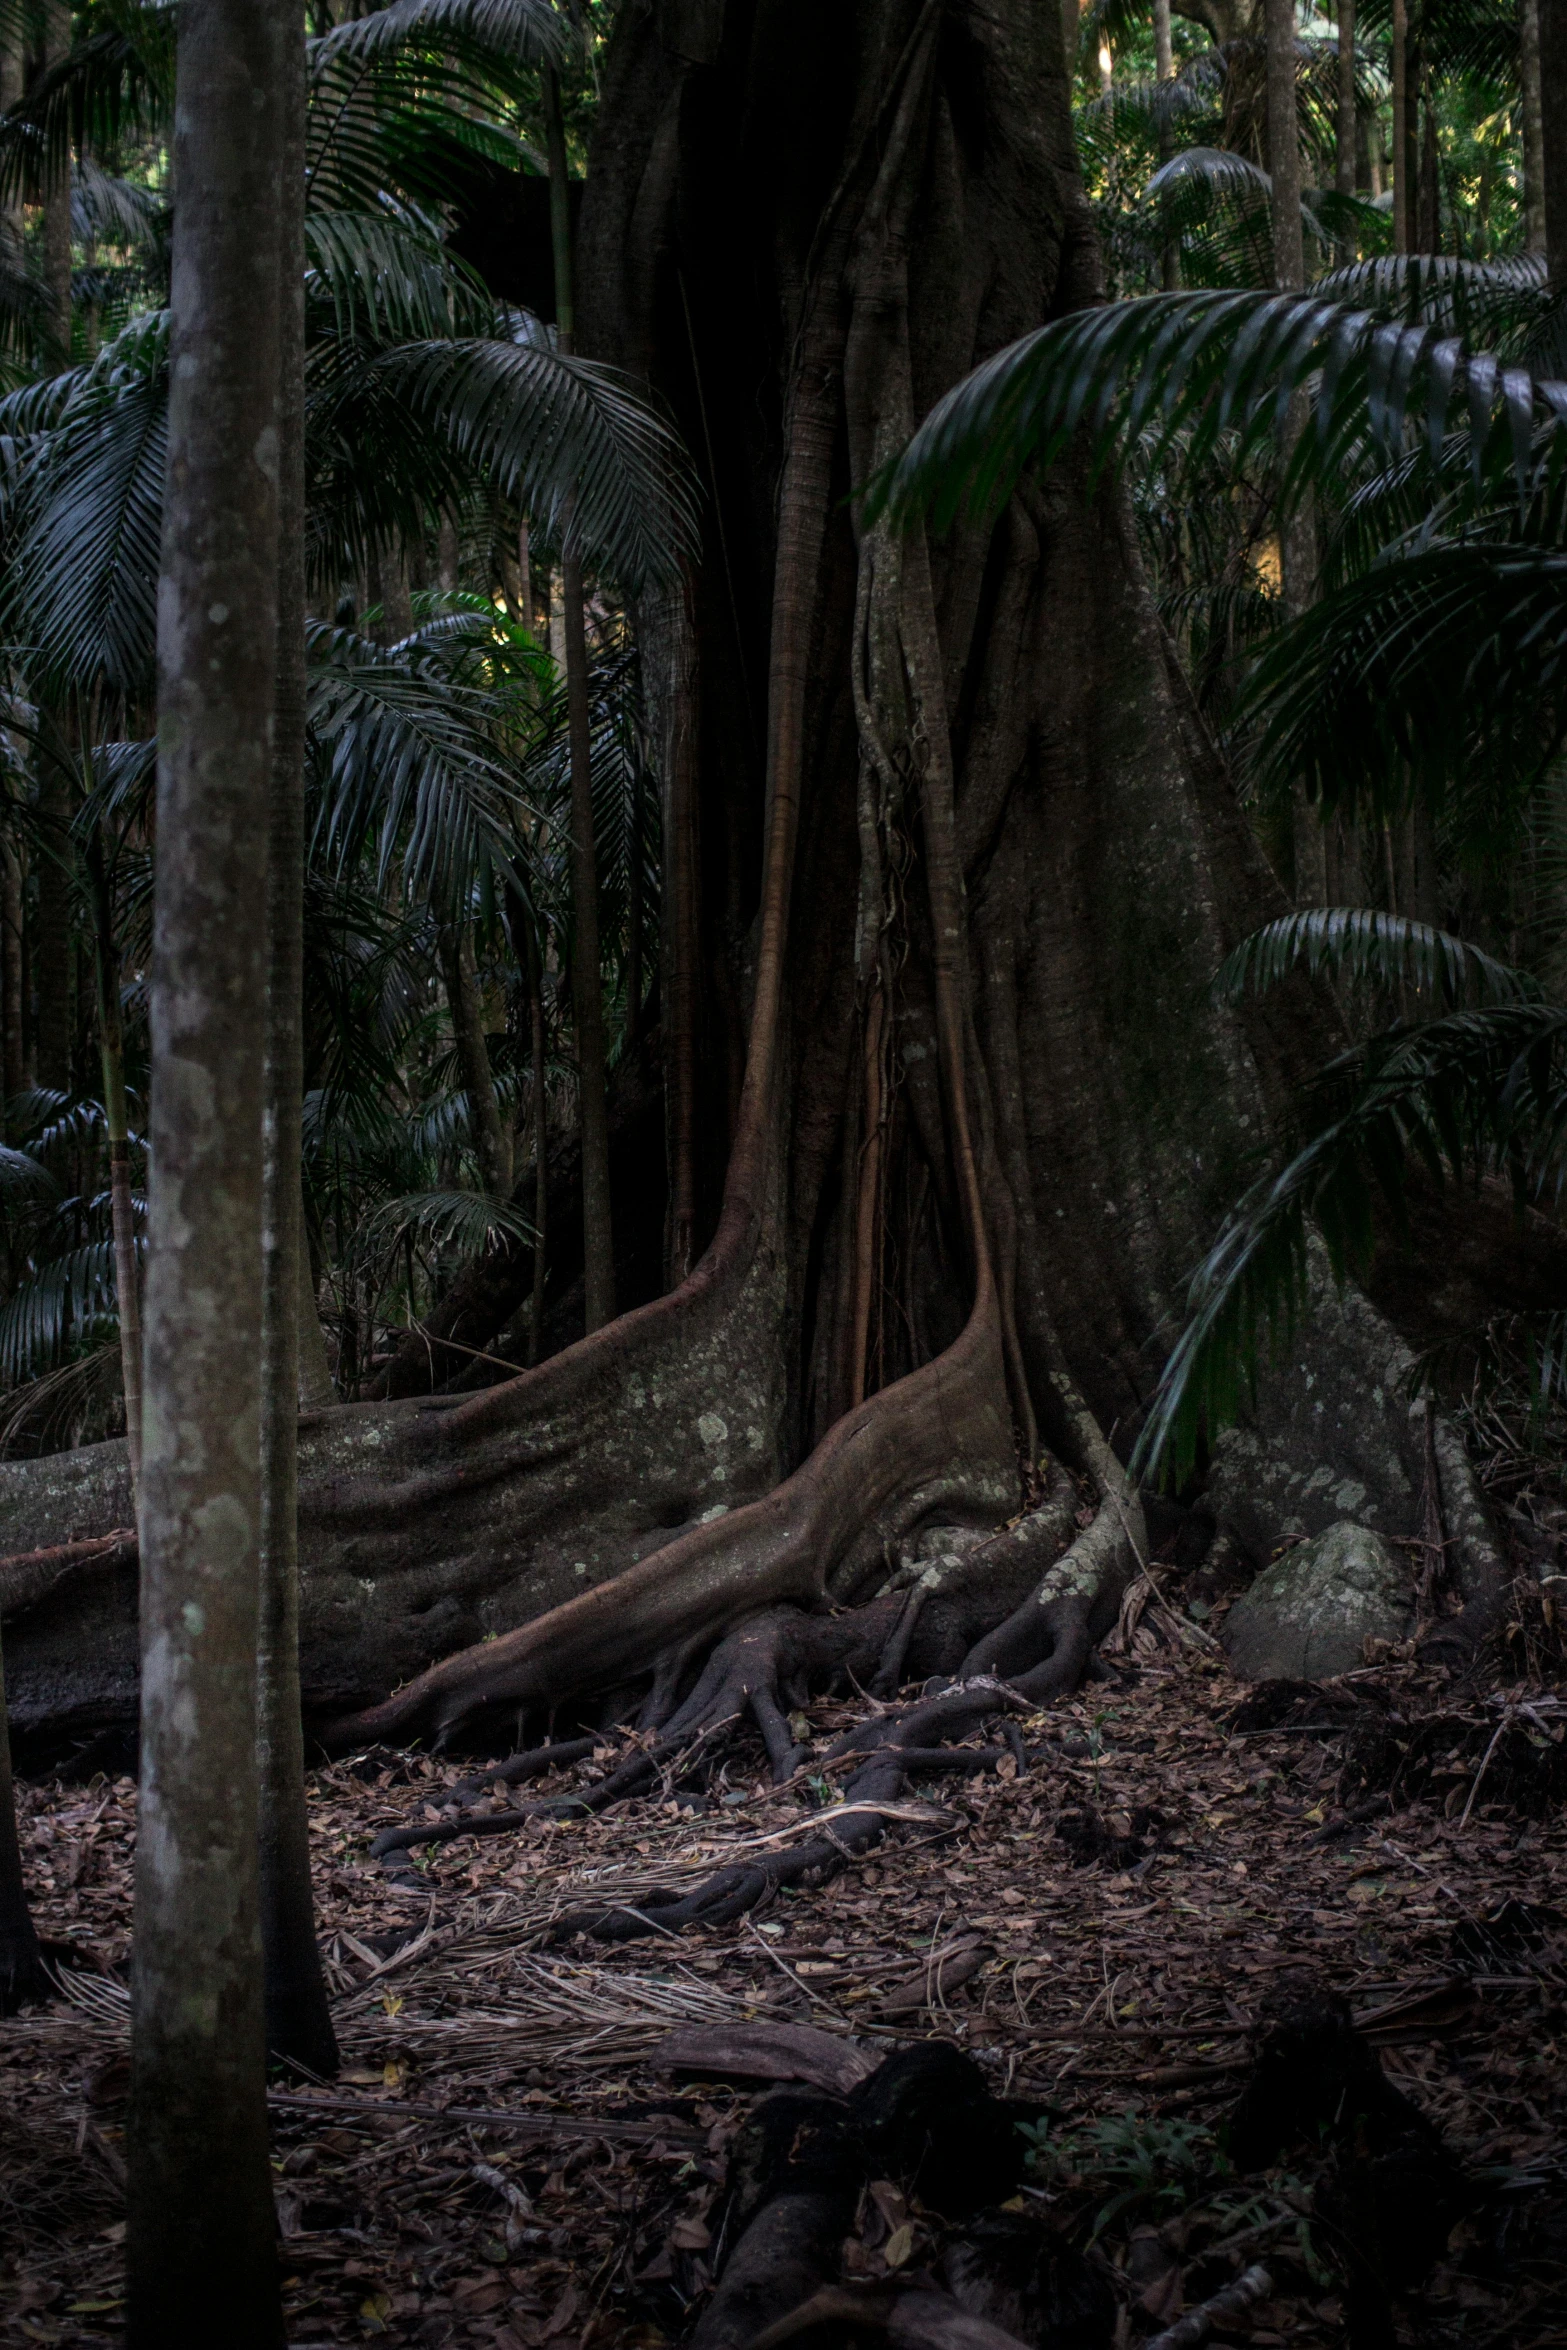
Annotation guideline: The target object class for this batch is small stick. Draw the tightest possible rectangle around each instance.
[266,2089,702,2145]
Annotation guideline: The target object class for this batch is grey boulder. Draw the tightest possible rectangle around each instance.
[1221,1520,1412,1682]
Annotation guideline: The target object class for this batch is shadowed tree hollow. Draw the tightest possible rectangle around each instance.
[0,0,1486,1832]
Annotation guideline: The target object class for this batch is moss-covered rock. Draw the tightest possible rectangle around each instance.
[1222,1520,1412,1682]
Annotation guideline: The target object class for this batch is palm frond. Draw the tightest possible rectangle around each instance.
[874,288,1566,534]
[368,332,698,590]
[1216,907,1537,1010]
[309,0,570,70]
[348,1186,535,1272]
[305,207,496,345]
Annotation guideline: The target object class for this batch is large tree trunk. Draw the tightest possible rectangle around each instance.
[125,1,287,2337]
[0,0,1496,1769]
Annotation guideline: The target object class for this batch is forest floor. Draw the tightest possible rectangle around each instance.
[2,1627,1566,2350]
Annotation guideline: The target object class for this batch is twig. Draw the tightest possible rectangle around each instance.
[265,2090,702,2146]
[1457,1706,1514,1830]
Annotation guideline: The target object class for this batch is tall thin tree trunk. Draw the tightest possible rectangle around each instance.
[526,922,548,1364]
[545,63,615,1331]
[41,1,71,362]
[86,834,142,1485]
[1539,0,1567,291]
[257,4,338,2083]
[441,921,512,1197]
[1265,0,1324,903]
[1391,0,1409,252]
[0,1622,48,2013]
[32,753,72,1094]
[1336,0,1356,199]
[1522,1,1546,255]
[1153,0,1178,289]
[125,4,288,2340]
[516,516,533,633]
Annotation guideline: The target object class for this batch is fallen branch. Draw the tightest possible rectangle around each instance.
[1145,2263,1274,2350]
[0,1528,137,1623]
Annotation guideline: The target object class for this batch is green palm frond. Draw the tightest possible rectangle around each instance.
[0,1236,128,1387]
[2,313,167,696]
[1246,543,1567,819]
[875,288,1565,534]
[0,6,176,207]
[305,208,495,345]
[348,1187,535,1273]
[309,0,569,71]
[306,616,537,915]
[368,332,698,590]
[1216,908,1538,1011]
[1135,997,1567,1483]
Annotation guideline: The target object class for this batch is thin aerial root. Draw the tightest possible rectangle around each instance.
[871,1584,927,1697]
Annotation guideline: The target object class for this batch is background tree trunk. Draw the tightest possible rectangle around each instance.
[544,64,616,1333]
[125,2,288,2340]
[1539,0,1567,291]
[440,921,512,1199]
[1336,0,1356,200]
[1522,1,1546,255]
[257,1,338,2084]
[0,0,1493,1769]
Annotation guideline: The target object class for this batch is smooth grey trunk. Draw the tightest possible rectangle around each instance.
[545,64,615,1331]
[1336,0,1356,199]
[258,6,337,2083]
[1523,2,1546,254]
[125,4,288,2342]
[1153,0,1178,288]
[41,1,71,361]
[1265,0,1324,902]
[1539,0,1567,291]
[440,922,513,1198]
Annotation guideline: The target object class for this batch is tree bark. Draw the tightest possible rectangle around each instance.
[1264,0,1323,902]
[0,0,1495,1776]
[544,64,616,1333]
[440,920,512,1199]
[1539,0,1567,291]
[1522,1,1546,256]
[1336,0,1356,200]
[0,837,23,1121]
[258,1,337,2084]
[32,750,73,1096]
[125,2,288,2341]
[1391,0,1410,255]
[40,0,71,362]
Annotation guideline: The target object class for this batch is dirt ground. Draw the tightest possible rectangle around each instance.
[3,1626,1565,2350]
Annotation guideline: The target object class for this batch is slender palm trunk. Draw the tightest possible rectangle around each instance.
[441,921,512,1197]
[1153,0,1178,289]
[1392,0,1409,254]
[544,64,615,1330]
[1,837,24,1126]
[41,1,71,362]
[33,752,72,1095]
[1522,2,1546,255]
[86,835,142,1484]
[1336,0,1356,200]
[125,5,289,2341]
[1539,0,1567,292]
[258,6,338,2084]
[1265,0,1324,903]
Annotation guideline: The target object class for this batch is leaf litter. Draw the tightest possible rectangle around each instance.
[2,1640,1565,2349]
